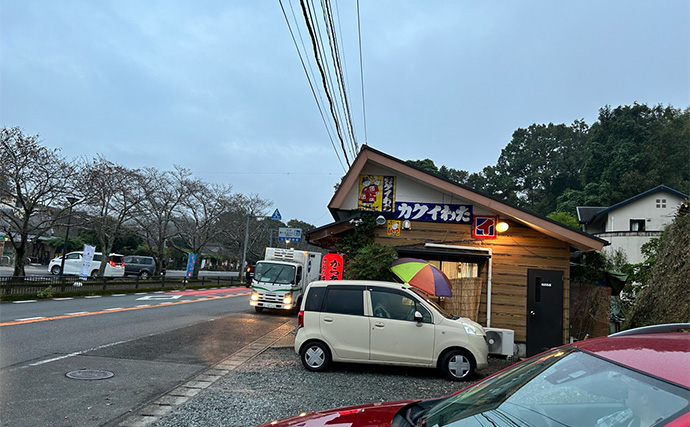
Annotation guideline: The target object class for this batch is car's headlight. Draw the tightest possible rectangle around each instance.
[283,295,292,305]
[250,293,259,301]
[462,322,482,335]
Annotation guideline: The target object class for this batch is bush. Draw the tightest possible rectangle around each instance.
[36,285,55,299]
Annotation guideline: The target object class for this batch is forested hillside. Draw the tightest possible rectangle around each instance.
[409,103,689,217]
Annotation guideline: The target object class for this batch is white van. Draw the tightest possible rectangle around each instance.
[48,251,125,278]
[294,280,489,381]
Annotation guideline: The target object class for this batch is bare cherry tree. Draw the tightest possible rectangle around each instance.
[171,178,234,277]
[79,156,144,277]
[0,127,78,276]
[133,166,192,275]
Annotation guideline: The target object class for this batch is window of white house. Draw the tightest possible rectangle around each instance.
[457,262,479,278]
[656,198,667,208]
[630,219,645,231]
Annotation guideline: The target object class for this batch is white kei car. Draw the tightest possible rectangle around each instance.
[48,251,125,278]
[294,280,489,381]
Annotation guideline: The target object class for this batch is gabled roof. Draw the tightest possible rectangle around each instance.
[579,185,689,225]
[324,146,606,252]
[576,206,606,224]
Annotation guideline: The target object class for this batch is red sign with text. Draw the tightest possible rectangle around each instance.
[320,253,344,281]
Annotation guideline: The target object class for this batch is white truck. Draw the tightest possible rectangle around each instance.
[249,248,322,314]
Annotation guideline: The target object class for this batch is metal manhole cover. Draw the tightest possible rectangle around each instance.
[66,369,114,380]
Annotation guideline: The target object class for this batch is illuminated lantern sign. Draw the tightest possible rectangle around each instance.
[320,253,344,281]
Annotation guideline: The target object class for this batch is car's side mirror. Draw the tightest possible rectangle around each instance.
[414,311,424,323]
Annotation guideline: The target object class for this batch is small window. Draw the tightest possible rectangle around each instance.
[630,219,645,232]
[656,198,667,208]
[304,286,326,312]
[323,287,364,316]
[458,262,479,278]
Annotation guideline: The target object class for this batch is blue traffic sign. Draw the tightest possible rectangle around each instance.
[271,209,282,220]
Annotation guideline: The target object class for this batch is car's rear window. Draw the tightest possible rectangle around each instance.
[304,287,326,311]
[322,287,364,316]
[109,255,124,263]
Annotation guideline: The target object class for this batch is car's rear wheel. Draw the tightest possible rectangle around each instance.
[254,306,264,313]
[139,270,150,279]
[50,266,61,275]
[90,270,99,279]
[300,341,331,372]
[440,349,475,381]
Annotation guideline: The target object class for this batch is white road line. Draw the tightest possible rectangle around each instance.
[28,339,129,367]
[84,295,101,298]
[105,307,122,311]
[134,292,147,295]
[52,297,73,301]
[112,294,126,296]
[16,317,45,321]
[65,312,89,315]
[13,300,37,304]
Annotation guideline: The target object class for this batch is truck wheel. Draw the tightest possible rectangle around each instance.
[254,307,264,313]
[440,349,475,381]
[300,341,331,372]
[50,266,61,275]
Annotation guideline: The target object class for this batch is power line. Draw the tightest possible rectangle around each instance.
[280,0,368,167]
[278,0,346,173]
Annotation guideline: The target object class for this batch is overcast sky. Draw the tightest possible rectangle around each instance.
[2,1,688,227]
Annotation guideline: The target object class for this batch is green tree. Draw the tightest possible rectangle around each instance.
[624,213,690,328]
[582,104,689,205]
[492,121,588,215]
[546,211,580,229]
[343,243,398,281]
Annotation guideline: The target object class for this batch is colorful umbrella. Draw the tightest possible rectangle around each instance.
[390,257,452,297]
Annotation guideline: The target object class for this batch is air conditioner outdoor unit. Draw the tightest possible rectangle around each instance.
[485,327,515,357]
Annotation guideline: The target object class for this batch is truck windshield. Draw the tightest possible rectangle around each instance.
[254,263,296,285]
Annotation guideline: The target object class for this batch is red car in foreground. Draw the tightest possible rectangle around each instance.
[259,324,690,427]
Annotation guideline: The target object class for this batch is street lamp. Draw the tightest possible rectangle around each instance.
[59,196,79,280]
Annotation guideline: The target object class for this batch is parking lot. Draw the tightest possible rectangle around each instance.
[146,331,514,427]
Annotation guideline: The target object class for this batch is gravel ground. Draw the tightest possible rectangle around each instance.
[152,346,515,427]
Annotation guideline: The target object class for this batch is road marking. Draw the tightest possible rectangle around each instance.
[0,294,241,327]
[28,339,129,367]
[12,300,37,304]
[105,307,122,311]
[112,294,126,296]
[16,317,45,321]
[84,295,101,299]
[65,312,88,315]
[52,297,73,301]
[136,295,182,300]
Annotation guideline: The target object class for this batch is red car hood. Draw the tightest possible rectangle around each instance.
[257,399,416,427]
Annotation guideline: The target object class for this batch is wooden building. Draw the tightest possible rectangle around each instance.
[307,147,606,357]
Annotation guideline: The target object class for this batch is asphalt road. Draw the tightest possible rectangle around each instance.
[0,288,294,427]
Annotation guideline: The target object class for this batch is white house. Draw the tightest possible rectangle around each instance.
[577,185,688,264]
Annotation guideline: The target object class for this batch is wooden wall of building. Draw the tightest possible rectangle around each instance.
[373,219,571,344]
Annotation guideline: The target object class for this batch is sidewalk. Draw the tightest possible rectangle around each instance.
[116,321,297,427]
